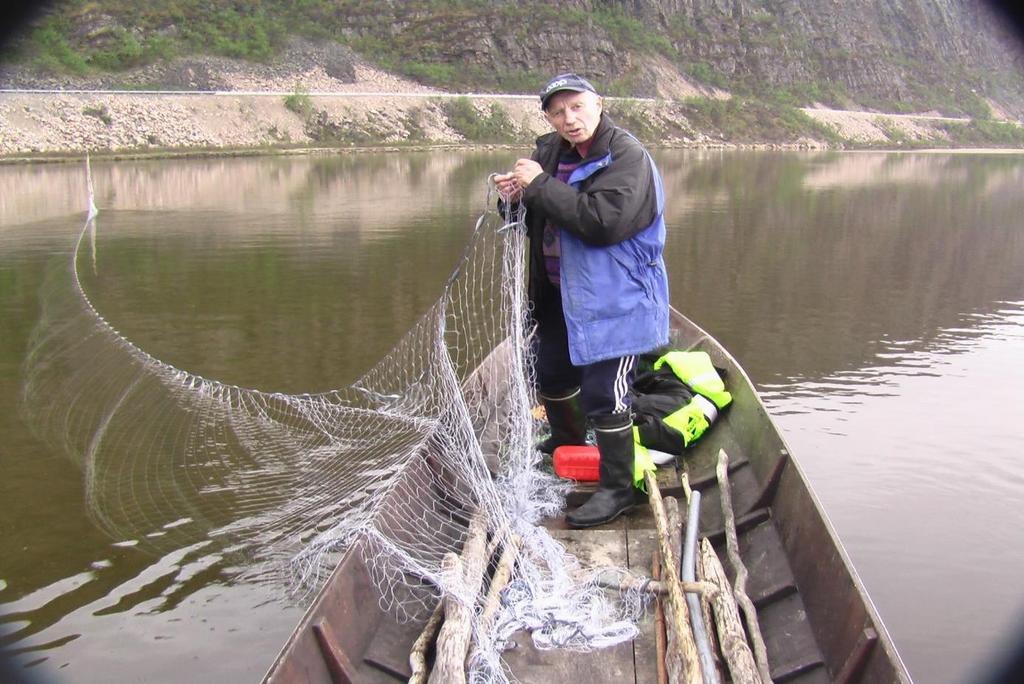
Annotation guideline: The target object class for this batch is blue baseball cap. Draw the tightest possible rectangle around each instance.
[540,73,599,110]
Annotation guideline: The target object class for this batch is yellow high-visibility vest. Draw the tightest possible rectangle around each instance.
[644,351,732,450]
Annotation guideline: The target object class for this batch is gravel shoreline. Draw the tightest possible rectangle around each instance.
[2,86,1003,160]
[1,48,1015,160]
[1,60,474,157]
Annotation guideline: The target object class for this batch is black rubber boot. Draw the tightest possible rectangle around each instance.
[537,389,587,455]
[566,411,640,529]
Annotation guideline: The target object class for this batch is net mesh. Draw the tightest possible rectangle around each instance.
[22,161,648,681]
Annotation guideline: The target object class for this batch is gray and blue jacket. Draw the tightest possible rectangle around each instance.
[522,114,670,366]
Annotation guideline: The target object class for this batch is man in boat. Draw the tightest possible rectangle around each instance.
[494,73,669,528]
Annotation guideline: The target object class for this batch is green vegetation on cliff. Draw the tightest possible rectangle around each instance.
[4,0,1023,153]
[23,0,286,66]
[9,0,1023,121]
[679,98,846,146]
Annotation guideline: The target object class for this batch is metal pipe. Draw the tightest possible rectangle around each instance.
[682,490,721,684]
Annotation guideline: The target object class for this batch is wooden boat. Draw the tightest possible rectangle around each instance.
[262,306,910,683]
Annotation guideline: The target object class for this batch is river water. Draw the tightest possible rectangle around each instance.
[1,150,1023,683]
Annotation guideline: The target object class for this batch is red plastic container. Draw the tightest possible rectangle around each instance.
[553,444,600,482]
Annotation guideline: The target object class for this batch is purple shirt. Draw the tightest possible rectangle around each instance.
[542,150,583,286]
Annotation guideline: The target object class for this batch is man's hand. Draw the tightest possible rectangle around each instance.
[509,158,544,187]
[493,172,522,202]
[494,159,544,201]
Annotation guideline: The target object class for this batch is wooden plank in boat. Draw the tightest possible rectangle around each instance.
[730,518,799,608]
[363,577,436,679]
[501,528,638,682]
[700,518,802,610]
[626,526,665,684]
[264,455,454,684]
[680,426,750,486]
[780,662,832,684]
[691,459,762,538]
[757,592,828,683]
[264,538,384,683]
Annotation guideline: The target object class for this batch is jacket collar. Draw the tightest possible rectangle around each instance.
[538,113,616,166]
[581,113,614,161]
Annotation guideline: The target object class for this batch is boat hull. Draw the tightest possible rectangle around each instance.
[263,306,910,683]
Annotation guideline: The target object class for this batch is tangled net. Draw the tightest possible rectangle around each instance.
[22,161,648,681]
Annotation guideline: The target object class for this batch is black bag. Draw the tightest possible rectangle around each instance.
[629,353,728,456]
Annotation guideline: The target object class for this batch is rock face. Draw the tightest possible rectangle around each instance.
[646,0,1024,109]
[0,37,360,92]
[3,1,1022,116]
[1,1,1022,155]
[601,2,1015,113]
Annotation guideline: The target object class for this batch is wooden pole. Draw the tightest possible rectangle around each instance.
[665,496,684,573]
[412,515,506,682]
[477,533,520,633]
[716,449,773,684]
[678,457,724,684]
[464,532,521,676]
[653,551,670,684]
[428,552,470,684]
[663,496,686,684]
[700,538,761,684]
[679,469,693,503]
[588,568,716,596]
[596,576,714,596]
[408,602,445,684]
[696,538,722,681]
[428,511,489,684]
[645,470,703,684]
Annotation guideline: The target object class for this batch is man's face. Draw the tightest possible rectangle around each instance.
[544,90,603,146]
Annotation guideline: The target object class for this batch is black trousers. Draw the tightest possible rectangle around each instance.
[534,297,636,418]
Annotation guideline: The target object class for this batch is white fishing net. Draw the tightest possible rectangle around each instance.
[22,161,648,681]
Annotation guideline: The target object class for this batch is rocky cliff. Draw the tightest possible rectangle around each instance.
[336,0,1024,115]
[3,0,1023,118]
[2,0,1024,156]
[617,0,1024,112]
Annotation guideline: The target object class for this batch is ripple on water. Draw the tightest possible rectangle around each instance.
[0,538,295,679]
[762,304,1024,502]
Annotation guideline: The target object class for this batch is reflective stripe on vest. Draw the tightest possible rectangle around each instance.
[631,426,657,490]
[663,399,710,447]
[652,351,732,409]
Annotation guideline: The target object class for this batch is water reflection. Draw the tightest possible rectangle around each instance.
[2,150,1024,683]
[758,300,1024,684]
[763,300,1024,409]
[660,151,1024,388]
[0,152,503,230]
[4,152,529,682]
